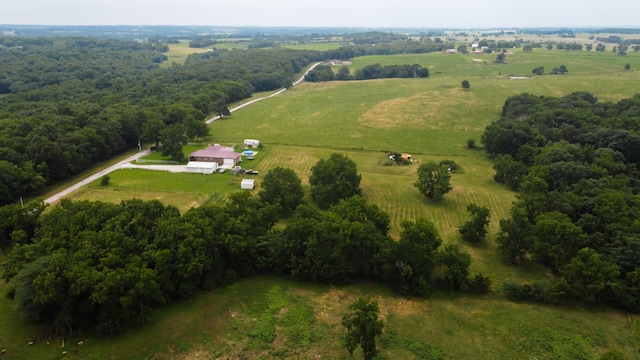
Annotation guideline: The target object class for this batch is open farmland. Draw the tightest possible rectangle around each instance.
[9,48,640,359]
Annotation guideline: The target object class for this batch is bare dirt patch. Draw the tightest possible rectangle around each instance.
[309,287,347,326]
[379,297,427,319]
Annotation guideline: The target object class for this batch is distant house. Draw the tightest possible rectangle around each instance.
[189,144,242,167]
[241,179,255,190]
[244,139,260,148]
[328,59,352,66]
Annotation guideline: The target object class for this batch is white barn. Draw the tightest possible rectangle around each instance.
[240,179,255,190]
[186,161,218,174]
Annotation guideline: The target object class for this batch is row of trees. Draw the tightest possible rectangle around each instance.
[482,92,640,310]
[304,63,429,82]
[532,65,569,75]
[2,154,488,336]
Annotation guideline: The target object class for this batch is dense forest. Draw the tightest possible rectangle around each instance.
[0,37,324,206]
[482,92,640,310]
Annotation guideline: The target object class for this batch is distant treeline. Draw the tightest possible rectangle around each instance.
[595,35,640,45]
[305,64,429,82]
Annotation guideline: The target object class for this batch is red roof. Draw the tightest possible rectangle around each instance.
[190,145,241,160]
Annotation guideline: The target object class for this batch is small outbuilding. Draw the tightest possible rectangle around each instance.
[244,139,260,148]
[241,179,255,190]
[186,161,218,174]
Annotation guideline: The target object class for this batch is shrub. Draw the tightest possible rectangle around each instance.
[468,274,492,294]
[438,159,459,172]
[100,175,110,186]
[466,138,476,149]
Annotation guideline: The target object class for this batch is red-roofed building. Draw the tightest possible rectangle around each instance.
[189,144,242,167]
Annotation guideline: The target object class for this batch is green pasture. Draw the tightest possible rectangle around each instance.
[8,48,640,359]
[1,276,637,359]
[160,43,209,67]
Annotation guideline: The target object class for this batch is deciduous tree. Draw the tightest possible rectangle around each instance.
[561,247,619,303]
[393,218,442,295]
[438,243,471,292]
[459,204,491,243]
[342,296,383,360]
[414,161,451,202]
[309,153,362,209]
[258,167,304,216]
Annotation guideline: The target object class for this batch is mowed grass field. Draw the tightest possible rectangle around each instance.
[4,48,640,359]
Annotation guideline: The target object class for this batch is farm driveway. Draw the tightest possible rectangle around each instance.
[44,62,323,204]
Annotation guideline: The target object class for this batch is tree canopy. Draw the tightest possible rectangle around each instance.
[483,92,640,310]
[258,167,305,216]
[414,161,452,202]
[309,153,362,209]
[342,296,384,360]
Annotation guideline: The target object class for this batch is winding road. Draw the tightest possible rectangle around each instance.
[44,62,323,205]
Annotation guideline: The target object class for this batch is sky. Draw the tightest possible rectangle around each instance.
[0,0,638,29]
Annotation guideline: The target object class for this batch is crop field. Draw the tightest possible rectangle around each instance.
[8,48,640,359]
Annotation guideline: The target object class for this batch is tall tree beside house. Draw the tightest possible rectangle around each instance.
[309,153,362,210]
[160,123,188,161]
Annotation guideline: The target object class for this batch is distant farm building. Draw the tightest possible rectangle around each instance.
[328,59,352,66]
[244,139,260,148]
[241,179,255,190]
[189,144,242,167]
[186,161,217,174]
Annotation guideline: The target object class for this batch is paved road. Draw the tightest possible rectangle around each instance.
[44,62,324,204]
[44,149,152,204]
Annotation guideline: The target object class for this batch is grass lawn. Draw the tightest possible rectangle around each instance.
[68,168,249,213]
[6,47,640,359]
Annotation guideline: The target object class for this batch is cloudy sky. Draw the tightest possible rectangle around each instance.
[0,0,637,28]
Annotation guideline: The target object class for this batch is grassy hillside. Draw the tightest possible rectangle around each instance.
[1,276,637,359]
